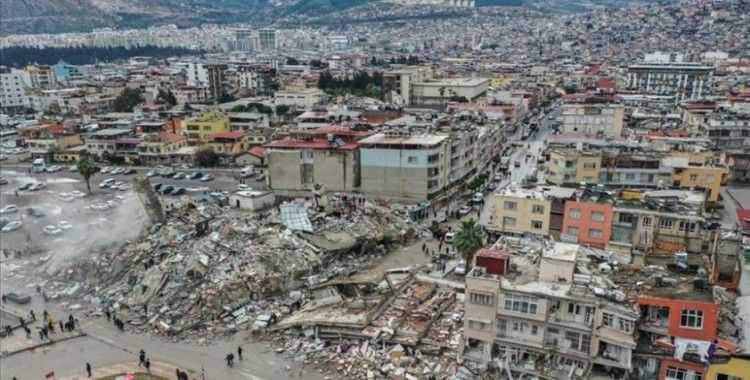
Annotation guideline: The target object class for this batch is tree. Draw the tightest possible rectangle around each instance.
[275,104,291,118]
[77,156,98,195]
[112,87,145,112]
[453,219,484,264]
[194,149,220,167]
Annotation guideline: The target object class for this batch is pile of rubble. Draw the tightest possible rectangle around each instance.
[50,198,422,341]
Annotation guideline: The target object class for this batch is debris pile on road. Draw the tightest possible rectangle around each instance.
[52,198,423,340]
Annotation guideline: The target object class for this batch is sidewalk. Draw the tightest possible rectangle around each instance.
[0,327,84,357]
[59,360,197,380]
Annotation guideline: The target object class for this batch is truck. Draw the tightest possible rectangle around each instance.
[499,156,510,170]
[32,158,46,173]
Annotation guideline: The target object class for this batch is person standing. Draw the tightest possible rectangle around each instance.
[139,349,146,366]
[237,346,243,360]
[144,359,151,373]
[86,362,92,377]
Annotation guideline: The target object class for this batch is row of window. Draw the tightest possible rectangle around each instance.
[503,201,545,214]
[502,217,544,230]
[568,209,606,222]
[566,227,603,239]
[601,312,634,333]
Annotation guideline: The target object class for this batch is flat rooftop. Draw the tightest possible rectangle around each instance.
[416,78,488,87]
[358,132,448,147]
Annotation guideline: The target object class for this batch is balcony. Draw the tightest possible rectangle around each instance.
[546,312,593,330]
[496,331,545,349]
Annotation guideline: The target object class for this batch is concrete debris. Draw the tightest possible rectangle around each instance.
[47,197,423,342]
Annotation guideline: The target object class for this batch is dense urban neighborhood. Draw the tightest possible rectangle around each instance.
[1,1,750,380]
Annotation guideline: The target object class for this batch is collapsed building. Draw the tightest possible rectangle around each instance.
[52,196,423,340]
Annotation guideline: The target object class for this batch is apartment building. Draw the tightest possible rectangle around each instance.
[85,128,132,157]
[463,244,639,379]
[265,139,360,196]
[186,63,226,103]
[559,94,624,136]
[382,66,433,105]
[0,66,30,113]
[359,132,450,203]
[485,187,553,236]
[136,132,187,165]
[561,199,614,249]
[182,111,230,146]
[702,112,750,151]
[410,78,490,106]
[548,149,602,186]
[24,64,56,89]
[626,62,714,102]
[51,60,83,82]
[274,88,326,109]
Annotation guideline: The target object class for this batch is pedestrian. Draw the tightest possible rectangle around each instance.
[237,345,243,360]
[145,359,151,373]
[15,190,18,198]
[176,368,181,379]
[86,362,92,377]
[105,309,111,321]
[43,310,48,320]
[24,326,31,338]
[226,353,234,367]
[139,349,146,366]
[48,320,54,333]
[1,294,5,304]
[30,310,35,321]
[19,317,25,328]
[421,242,426,252]
[59,320,64,332]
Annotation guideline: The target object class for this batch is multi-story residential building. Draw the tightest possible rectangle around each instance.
[182,111,230,146]
[410,78,490,106]
[274,88,326,109]
[136,132,187,165]
[359,132,450,203]
[382,66,433,105]
[173,85,206,105]
[85,128,132,157]
[463,244,639,379]
[236,64,273,95]
[24,64,56,89]
[24,125,84,160]
[265,138,360,196]
[206,131,251,164]
[558,94,624,136]
[626,61,714,102]
[562,199,614,249]
[702,112,750,151]
[548,149,602,186]
[186,63,226,103]
[258,28,277,50]
[485,186,553,236]
[234,29,255,52]
[0,66,30,113]
[666,160,728,203]
[51,60,83,82]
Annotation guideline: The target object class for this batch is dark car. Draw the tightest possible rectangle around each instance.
[6,292,32,304]
[123,168,137,175]
[153,183,164,192]
[160,185,174,195]
[18,182,33,191]
[170,187,186,196]
[26,207,45,217]
[187,172,203,180]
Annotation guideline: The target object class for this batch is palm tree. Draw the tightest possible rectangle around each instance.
[77,156,98,194]
[453,218,484,264]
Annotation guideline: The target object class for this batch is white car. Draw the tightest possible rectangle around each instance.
[58,221,73,230]
[69,165,78,172]
[146,169,159,177]
[110,167,125,175]
[109,181,124,189]
[98,179,116,188]
[237,184,253,191]
[116,183,132,191]
[458,205,472,216]
[45,165,62,172]
[90,203,109,211]
[106,200,119,209]
[200,174,215,182]
[1,221,23,232]
[43,225,62,235]
[454,260,467,276]
[444,232,455,244]
[471,192,484,204]
[1,205,18,214]
[70,190,85,198]
[100,166,112,174]
[29,183,46,191]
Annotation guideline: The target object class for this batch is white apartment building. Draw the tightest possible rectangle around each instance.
[559,95,624,136]
[0,66,30,112]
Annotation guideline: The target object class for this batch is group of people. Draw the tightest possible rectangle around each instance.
[105,308,126,330]
[2,309,78,341]
[225,346,243,367]
[138,349,152,372]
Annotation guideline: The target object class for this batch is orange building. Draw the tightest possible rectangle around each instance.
[561,200,613,249]
[638,295,719,341]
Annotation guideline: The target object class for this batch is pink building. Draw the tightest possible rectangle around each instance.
[561,200,613,248]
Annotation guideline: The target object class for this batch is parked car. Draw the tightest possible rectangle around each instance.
[454,260,467,276]
[237,184,252,191]
[70,190,85,198]
[58,220,73,230]
[43,225,62,235]
[45,165,62,172]
[100,166,112,174]
[110,167,125,175]
[160,185,174,195]
[256,173,267,181]
[99,178,116,188]
[109,181,125,189]
[146,169,159,178]
[240,166,254,178]
[0,217,10,229]
[172,172,186,180]
[0,177,8,186]
[26,207,45,217]
[29,182,46,191]
[187,172,203,180]
[69,165,78,172]
[444,232,455,244]
[159,167,176,177]
[5,292,31,304]
[200,173,215,182]
[123,168,137,175]
[471,192,484,204]
[17,182,33,191]
[0,205,18,214]
[458,205,472,216]
[1,220,23,232]
[153,183,164,192]
[170,187,186,196]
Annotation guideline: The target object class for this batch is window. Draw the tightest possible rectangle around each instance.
[504,293,539,315]
[568,303,581,315]
[660,218,674,230]
[665,367,702,380]
[583,162,597,169]
[589,229,603,239]
[531,325,539,335]
[564,331,591,353]
[625,173,636,180]
[591,211,605,222]
[503,201,517,211]
[532,220,544,229]
[716,374,742,380]
[532,204,545,214]
[619,319,633,333]
[678,221,697,233]
[407,156,418,164]
[496,318,507,331]
[570,209,581,220]
[512,322,520,332]
[642,216,652,227]
[618,213,633,224]
[567,226,579,236]
[681,309,703,329]
[689,174,698,182]
[602,313,614,327]
[469,292,493,306]
[467,320,490,331]
[705,175,715,184]
[503,217,516,227]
